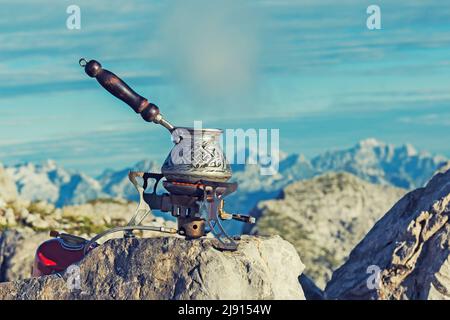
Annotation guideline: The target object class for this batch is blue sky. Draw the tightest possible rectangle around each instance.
[0,0,449,174]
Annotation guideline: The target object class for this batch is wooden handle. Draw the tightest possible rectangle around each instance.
[82,59,160,123]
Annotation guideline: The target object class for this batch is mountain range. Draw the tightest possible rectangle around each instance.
[3,139,448,216]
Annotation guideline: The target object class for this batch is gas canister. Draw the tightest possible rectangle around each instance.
[32,231,90,277]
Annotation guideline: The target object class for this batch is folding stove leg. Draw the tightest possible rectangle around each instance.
[201,187,238,251]
[125,172,154,238]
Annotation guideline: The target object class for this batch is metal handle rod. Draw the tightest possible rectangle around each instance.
[79,58,174,132]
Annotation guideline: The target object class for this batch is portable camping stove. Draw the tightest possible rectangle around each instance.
[123,171,254,251]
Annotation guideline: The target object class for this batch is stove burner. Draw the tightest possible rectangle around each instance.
[124,171,254,251]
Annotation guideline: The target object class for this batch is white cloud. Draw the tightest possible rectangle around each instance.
[398,113,450,126]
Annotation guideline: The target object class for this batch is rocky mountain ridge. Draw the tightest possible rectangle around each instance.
[4,139,446,214]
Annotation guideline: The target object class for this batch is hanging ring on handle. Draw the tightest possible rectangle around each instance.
[79,58,88,67]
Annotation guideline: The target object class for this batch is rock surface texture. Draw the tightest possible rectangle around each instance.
[246,172,405,288]
[325,168,450,300]
[0,235,305,300]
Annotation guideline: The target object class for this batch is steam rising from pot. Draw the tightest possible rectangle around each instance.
[158,0,264,106]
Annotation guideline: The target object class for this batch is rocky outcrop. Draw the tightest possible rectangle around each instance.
[325,168,450,300]
[436,161,450,176]
[0,235,305,300]
[245,172,405,289]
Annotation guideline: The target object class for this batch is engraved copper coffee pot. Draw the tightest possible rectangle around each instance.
[79,58,254,251]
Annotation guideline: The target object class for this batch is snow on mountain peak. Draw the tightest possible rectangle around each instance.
[5,160,103,207]
[399,143,418,157]
[357,138,385,149]
[44,159,58,170]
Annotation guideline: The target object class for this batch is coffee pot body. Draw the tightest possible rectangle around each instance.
[162,127,232,183]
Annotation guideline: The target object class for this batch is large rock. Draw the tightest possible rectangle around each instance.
[0,235,305,300]
[325,168,450,300]
[245,172,405,289]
